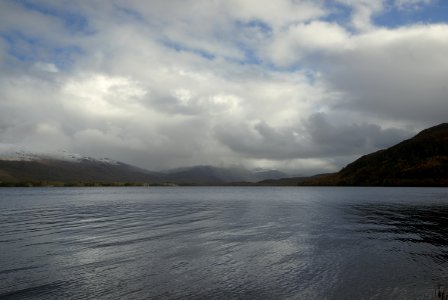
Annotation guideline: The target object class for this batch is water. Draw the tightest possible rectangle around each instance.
[0,187,447,299]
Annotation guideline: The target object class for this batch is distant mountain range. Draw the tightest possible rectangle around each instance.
[163,166,287,185]
[1,123,447,187]
[0,151,287,186]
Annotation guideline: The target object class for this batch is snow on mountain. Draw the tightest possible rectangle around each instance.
[0,149,120,165]
[0,150,41,161]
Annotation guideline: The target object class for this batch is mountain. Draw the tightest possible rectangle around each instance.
[164,166,288,185]
[164,166,250,185]
[304,123,448,186]
[0,151,288,186]
[257,174,330,186]
[0,151,163,186]
[252,169,289,181]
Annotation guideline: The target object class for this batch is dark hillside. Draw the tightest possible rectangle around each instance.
[304,123,448,186]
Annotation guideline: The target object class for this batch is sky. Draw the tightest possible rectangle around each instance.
[0,0,447,174]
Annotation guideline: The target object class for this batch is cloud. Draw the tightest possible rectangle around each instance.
[0,0,446,174]
[34,62,59,73]
[225,0,325,27]
[215,112,412,161]
[322,24,448,123]
[334,0,385,31]
[265,21,351,66]
[61,73,147,117]
[304,113,413,154]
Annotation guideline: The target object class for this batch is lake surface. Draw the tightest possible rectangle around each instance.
[1,187,448,299]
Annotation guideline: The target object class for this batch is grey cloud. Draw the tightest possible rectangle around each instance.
[320,25,448,124]
[215,113,413,161]
[305,113,413,154]
[215,121,304,160]
[145,91,205,116]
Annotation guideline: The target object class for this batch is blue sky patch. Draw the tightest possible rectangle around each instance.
[375,2,448,28]
[162,39,216,60]
[238,19,272,35]
[13,0,92,35]
[322,1,353,30]
[1,31,83,70]
[114,4,146,23]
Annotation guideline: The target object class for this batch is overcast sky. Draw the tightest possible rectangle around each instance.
[0,0,447,174]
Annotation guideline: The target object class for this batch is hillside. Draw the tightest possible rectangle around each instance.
[304,123,448,186]
[0,155,163,186]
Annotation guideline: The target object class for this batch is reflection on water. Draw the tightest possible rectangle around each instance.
[0,187,447,299]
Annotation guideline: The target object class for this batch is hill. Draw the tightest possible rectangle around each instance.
[164,166,287,185]
[304,123,448,186]
[0,153,163,186]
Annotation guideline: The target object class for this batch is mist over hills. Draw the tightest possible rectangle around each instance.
[0,123,446,187]
[0,151,288,186]
[164,166,287,185]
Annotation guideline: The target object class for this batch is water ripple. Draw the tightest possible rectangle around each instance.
[1,187,448,299]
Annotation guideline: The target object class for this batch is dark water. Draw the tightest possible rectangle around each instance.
[1,187,448,299]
